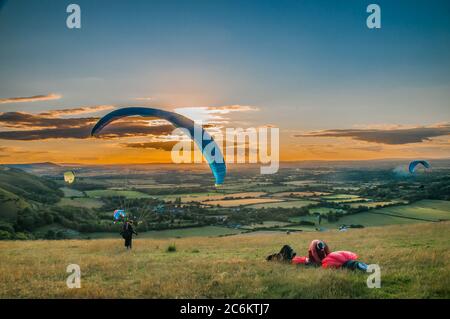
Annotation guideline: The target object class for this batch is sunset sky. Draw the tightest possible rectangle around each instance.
[0,0,449,164]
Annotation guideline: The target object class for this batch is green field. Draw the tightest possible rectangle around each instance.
[287,200,450,229]
[154,192,223,202]
[86,189,152,199]
[57,197,104,209]
[329,199,369,204]
[247,200,316,209]
[241,221,292,230]
[60,187,84,198]
[135,183,201,189]
[371,200,450,222]
[207,198,282,208]
[289,215,318,223]
[83,226,243,239]
[155,192,268,204]
[323,212,424,227]
[333,186,361,191]
[322,194,361,200]
[220,181,265,191]
[1,222,448,298]
[0,188,30,223]
[280,225,318,232]
[321,194,368,203]
[349,201,401,209]
[283,180,320,186]
[272,191,330,198]
[251,185,297,193]
[309,207,346,215]
[34,224,81,238]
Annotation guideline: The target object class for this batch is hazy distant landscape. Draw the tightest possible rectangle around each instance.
[1,159,449,240]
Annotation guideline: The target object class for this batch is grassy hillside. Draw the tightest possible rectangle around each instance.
[0,187,30,223]
[57,197,104,209]
[83,226,242,239]
[0,167,62,204]
[285,200,450,229]
[0,222,448,298]
[371,200,450,222]
[0,168,108,239]
[0,167,65,238]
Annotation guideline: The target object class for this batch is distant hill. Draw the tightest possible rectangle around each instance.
[0,167,64,237]
[0,187,29,223]
[0,167,62,204]
[1,162,62,175]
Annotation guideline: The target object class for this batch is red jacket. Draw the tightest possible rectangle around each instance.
[308,239,331,265]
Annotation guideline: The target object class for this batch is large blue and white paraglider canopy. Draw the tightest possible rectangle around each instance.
[91,107,226,186]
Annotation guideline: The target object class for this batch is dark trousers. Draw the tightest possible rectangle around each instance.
[124,236,132,249]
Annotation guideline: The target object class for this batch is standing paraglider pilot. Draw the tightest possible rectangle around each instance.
[121,220,138,250]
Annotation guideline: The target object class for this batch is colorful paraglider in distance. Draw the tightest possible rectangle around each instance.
[63,171,76,184]
[91,107,226,186]
[408,160,431,174]
[153,204,165,214]
[113,209,126,223]
[392,165,409,177]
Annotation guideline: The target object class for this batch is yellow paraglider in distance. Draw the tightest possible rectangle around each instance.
[64,171,76,184]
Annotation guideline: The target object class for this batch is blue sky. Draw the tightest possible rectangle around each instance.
[0,0,449,163]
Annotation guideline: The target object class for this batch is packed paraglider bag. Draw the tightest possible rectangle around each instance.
[266,245,296,262]
[321,251,357,268]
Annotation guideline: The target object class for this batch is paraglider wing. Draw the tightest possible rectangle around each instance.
[322,251,358,269]
[408,160,431,174]
[63,171,76,184]
[113,209,126,221]
[91,107,226,185]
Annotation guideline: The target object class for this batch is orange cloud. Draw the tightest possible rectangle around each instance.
[0,108,174,140]
[0,93,61,104]
[122,141,179,151]
[296,123,450,145]
[39,105,114,117]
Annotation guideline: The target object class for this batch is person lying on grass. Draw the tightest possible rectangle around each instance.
[307,239,331,265]
[266,240,368,271]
